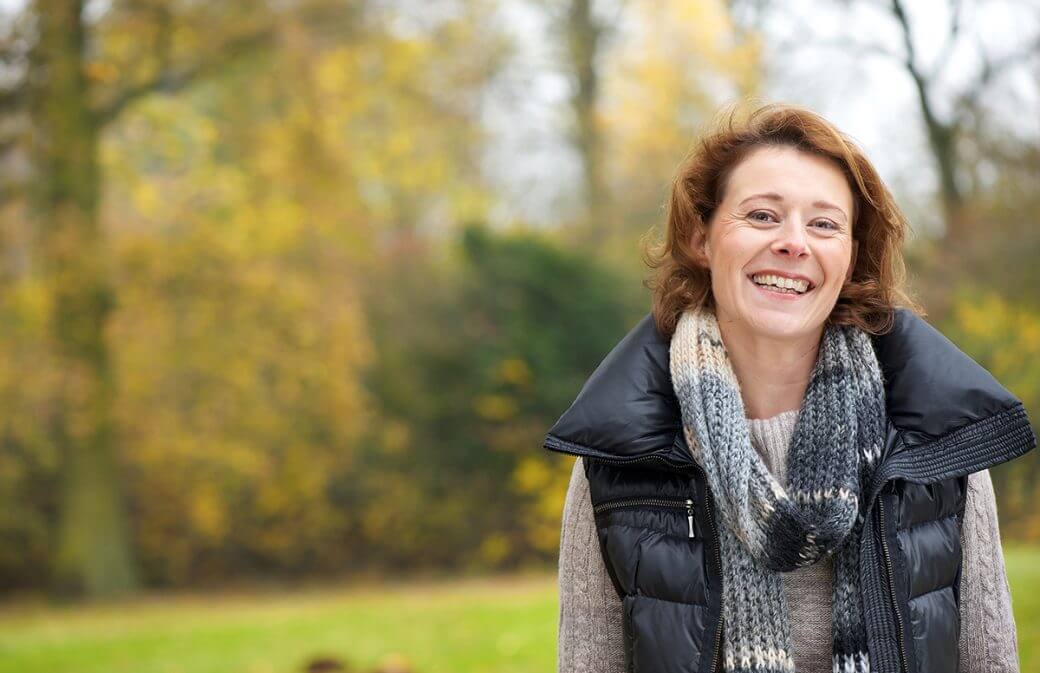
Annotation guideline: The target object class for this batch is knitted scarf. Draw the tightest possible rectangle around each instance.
[669,306,886,673]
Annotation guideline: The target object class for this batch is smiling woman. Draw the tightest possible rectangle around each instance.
[644,103,919,422]
[645,102,914,335]
[548,101,1035,673]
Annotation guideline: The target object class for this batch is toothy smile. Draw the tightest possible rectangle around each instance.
[747,272,815,295]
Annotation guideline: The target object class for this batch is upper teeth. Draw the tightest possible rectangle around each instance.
[751,274,810,293]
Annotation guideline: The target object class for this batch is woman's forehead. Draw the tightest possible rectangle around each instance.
[725,147,853,210]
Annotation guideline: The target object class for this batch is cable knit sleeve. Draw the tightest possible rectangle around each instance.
[957,468,1020,673]
[557,457,627,673]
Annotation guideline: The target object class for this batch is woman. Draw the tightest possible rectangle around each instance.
[543,103,1036,673]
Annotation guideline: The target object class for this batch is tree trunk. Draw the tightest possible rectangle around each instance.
[565,0,610,251]
[28,0,137,598]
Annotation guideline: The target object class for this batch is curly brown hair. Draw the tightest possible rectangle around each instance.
[642,100,925,339]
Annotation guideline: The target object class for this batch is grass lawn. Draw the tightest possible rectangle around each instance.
[0,572,558,673]
[0,548,1038,673]
[1006,546,1040,672]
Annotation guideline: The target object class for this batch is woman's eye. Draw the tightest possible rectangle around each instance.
[747,211,838,230]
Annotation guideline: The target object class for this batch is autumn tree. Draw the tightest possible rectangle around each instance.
[3,0,360,597]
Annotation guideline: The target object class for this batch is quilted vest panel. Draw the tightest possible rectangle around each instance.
[881,476,968,673]
[585,459,967,673]
[584,459,724,673]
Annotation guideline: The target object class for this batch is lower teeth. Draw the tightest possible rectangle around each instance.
[756,283,800,295]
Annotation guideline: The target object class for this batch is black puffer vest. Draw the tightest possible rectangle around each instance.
[544,308,1036,673]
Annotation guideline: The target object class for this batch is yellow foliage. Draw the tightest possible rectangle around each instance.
[474,393,518,421]
[84,60,118,84]
[131,182,162,219]
[381,420,412,455]
[478,532,511,566]
[948,290,1040,541]
[512,457,559,497]
[602,0,762,165]
[511,455,573,555]
[595,0,763,259]
[102,169,376,577]
[497,357,532,388]
[2,0,511,586]
[529,519,564,555]
[950,291,1040,411]
[190,486,229,541]
[4,276,51,332]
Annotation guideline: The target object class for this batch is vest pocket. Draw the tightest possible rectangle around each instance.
[594,497,697,538]
[600,524,709,605]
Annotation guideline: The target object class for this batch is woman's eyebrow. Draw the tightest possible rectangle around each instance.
[737,192,847,221]
[737,192,785,207]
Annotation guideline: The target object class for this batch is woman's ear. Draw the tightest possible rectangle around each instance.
[689,226,711,269]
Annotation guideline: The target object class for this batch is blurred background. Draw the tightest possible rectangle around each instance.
[0,0,1037,671]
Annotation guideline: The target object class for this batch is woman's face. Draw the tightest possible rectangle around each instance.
[693,145,858,341]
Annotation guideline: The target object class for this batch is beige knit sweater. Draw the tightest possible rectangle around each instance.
[556,409,1020,673]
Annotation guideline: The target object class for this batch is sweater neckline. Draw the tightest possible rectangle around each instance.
[745,408,800,480]
[745,408,800,423]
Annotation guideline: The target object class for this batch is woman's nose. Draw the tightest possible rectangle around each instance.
[771,220,810,258]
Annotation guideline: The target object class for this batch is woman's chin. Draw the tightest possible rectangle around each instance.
[717,289,834,339]
[734,303,823,340]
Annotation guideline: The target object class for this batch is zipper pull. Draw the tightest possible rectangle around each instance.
[686,498,695,538]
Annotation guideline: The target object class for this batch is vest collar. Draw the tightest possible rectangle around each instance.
[543,308,1036,475]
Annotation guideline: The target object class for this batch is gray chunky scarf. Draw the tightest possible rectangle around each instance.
[669,306,886,673]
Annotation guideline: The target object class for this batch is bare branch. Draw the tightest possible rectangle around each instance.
[977,32,1040,87]
[953,29,1040,127]
[755,1,905,65]
[94,25,276,127]
[887,0,946,138]
[808,36,904,62]
[928,0,962,80]
[888,0,920,74]
[93,4,360,127]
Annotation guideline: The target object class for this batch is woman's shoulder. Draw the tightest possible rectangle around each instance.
[871,308,1032,449]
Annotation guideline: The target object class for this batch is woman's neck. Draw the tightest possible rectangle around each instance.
[716,314,821,420]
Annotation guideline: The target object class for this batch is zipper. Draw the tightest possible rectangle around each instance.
[700,465,725,673]
[877,495,909,673]
[556,443,699,541]
[593,497,697,538]
[687,498,695,539]
[585,453,667,466]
